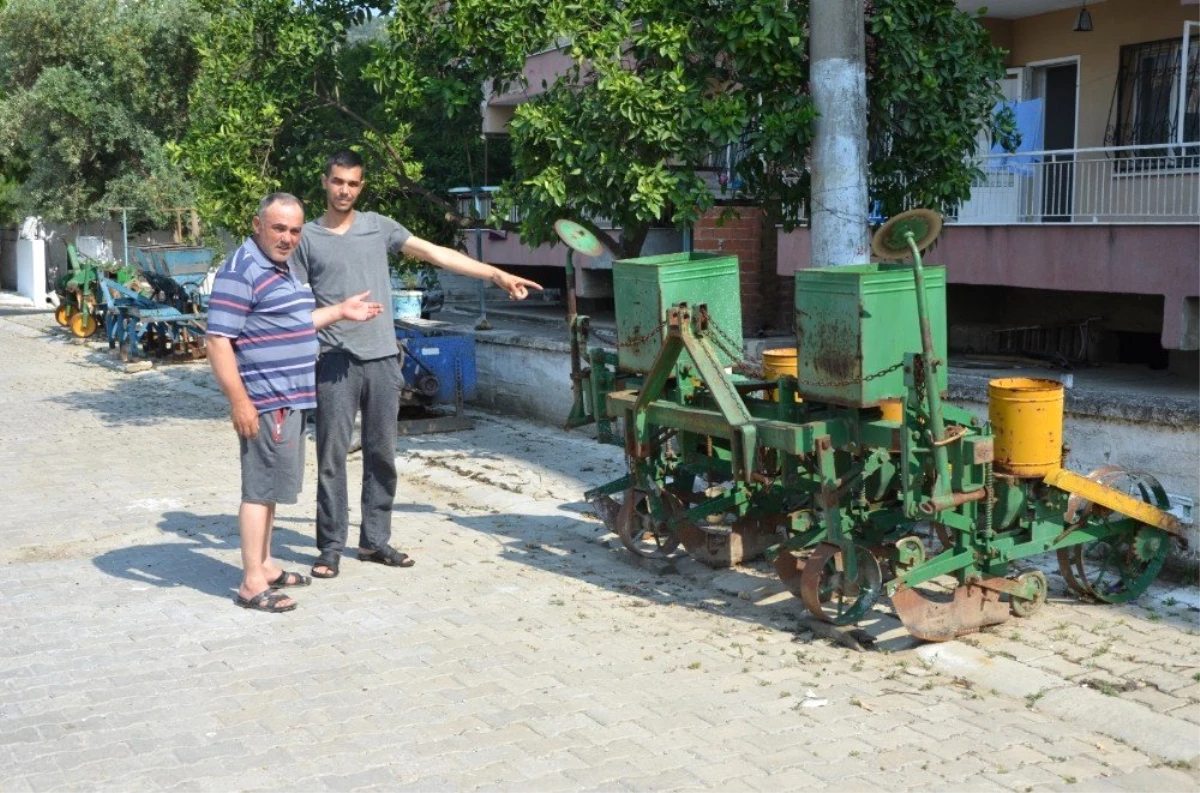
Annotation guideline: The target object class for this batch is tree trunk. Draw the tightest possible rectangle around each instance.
[619,222,650,260]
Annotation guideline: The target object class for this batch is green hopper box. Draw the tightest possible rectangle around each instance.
[612,251,743,375]
[794,263,947,407]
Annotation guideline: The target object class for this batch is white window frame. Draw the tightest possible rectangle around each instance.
[1176,21,1200,151]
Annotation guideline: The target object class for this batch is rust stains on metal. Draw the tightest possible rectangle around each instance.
[676,515,778,568]
[892,582,1011,642]
[807,318,860,383]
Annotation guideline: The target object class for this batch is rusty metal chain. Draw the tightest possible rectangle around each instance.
[707,317,748,369]
[709,315,905,388]
[587,318,668,350]
[707,321,747,369]
[746,359,905,389]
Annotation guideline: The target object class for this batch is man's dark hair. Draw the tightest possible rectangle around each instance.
[324,149,364,176]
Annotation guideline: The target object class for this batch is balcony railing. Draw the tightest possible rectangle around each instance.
[449,186,521,226]
[456,142,1199,232]
[950,142,1200,225]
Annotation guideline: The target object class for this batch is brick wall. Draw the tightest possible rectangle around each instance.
[693,206,793,335]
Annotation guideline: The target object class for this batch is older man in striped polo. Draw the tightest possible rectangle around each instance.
[206,193,383,613]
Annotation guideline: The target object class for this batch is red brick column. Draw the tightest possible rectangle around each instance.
[693,206,764,334]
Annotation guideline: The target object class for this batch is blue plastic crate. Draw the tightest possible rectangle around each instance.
[395,326,478,403]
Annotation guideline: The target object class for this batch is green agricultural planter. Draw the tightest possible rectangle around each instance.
[562,210,1185,641]
[54,241,140,339]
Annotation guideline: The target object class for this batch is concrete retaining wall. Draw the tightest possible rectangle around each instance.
[470,329,576,427]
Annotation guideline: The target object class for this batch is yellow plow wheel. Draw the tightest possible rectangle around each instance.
[69,311,98,338]
[55,303,75,327]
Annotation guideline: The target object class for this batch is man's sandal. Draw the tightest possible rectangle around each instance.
[358,546,415,568]
[311,552,340,579]
[235,589,296,613]
[268,570,312,588]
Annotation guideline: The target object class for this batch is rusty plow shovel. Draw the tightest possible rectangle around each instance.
[891,581,1011,642]
[589,493,622,534]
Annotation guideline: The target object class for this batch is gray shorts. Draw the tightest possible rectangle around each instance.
[240,408,306,505]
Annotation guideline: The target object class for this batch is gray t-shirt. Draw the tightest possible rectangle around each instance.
[291,210,412,361]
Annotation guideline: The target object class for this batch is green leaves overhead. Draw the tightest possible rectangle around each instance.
[182,0,344,234]
[184,0,483,245]
[0,0,205,225]
[0,0,1011,252]
[377,0,814,256]
[867,0,1016,218]
[378,0,1007,257]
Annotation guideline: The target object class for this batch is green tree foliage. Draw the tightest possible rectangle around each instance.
[377,0,1014,257]
[181,0,1012,257]
[0,0,205,225]
[0,175,20,226]
[866,0,1017,217]
[182,0,490,247]
[181,0,356,235]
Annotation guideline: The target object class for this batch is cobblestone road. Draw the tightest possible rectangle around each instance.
[2,304,1198,792]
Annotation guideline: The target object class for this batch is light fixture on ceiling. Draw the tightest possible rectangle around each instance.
[1073,2,1093,33]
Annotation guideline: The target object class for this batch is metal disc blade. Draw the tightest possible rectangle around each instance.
[871,208,943,261]
[615,488,683,559]
[799,543,883,625]
[554,219,605,257]
[773,549,806,597]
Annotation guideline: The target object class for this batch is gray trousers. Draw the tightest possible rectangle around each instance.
[315,350,402,557]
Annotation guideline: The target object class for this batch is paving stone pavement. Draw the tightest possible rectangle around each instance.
[2,304,1199,793]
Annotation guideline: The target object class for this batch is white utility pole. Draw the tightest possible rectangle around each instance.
[809,0,871,266]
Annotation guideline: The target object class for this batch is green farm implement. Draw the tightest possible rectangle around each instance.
[561,211,1185,641]
[53,241,140,339]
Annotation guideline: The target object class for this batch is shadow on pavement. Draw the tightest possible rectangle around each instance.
[385,420,920,646]
[429,505,1200,650]
[92,510,319,600]
[430,505,898,647]
[46,359,227,426]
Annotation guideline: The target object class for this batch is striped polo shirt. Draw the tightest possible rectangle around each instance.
[206,238,319,413]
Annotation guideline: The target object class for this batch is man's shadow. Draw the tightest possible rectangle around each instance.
[92,510,316,600]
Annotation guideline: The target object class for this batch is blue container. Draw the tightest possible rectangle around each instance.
[157,247,213,277]
[395,326,478,403]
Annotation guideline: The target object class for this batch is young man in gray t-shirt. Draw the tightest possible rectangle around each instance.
[292,149,542,579]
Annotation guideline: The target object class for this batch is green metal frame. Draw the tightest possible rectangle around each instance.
[568,228,1176,634]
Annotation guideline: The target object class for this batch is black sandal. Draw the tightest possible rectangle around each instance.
[311,552,340,579]
[268,570,312,588]
[358,545,415,568]
[235,589,297,613]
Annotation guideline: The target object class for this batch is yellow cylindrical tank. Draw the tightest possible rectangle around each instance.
[762,348,799,402]
[988,377,1065,477]
[879,399,904,423]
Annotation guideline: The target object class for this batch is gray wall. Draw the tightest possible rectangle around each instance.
[471,331,576,424]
